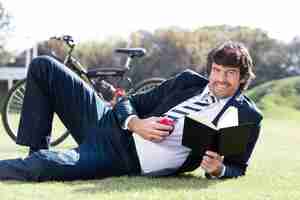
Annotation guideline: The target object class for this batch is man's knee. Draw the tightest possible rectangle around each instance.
[28,55,57,78]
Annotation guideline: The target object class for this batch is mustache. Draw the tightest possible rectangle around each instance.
[212,81,231,87]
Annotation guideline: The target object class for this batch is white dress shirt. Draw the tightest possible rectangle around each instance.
[129,86,237,175]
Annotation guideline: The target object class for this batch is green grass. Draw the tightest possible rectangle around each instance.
[0,118,299,200]
[247,76,300,119]
[0,76,299,199]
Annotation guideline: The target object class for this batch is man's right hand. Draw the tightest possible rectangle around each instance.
[127,116,174,143]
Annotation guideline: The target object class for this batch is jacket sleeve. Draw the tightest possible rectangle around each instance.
[208,123,262,179]
[112,71,188,127]
[204,94,264,179]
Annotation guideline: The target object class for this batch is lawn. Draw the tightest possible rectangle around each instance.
[0,116,300,200]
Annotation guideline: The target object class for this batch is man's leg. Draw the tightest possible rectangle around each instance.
[16,55,108,150]
[0,124,139,181]
[7,55,140,181]
[0,148,99,181]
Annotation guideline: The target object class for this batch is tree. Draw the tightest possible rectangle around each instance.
[25,24,298,88]
[0,1,12,65]
[286,36,300,75]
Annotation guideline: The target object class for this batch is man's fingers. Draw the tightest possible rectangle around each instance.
[201,156,218,173]
[154,122,174,131]
[200,160,212,173]
[149,116,162,122]
[150,129,170,137]
[202,155,213,164]
[135,117,174,142]
[205,151,218,157]
[147,134,164,143]
[144,129,170,142]
[205,151,223,161]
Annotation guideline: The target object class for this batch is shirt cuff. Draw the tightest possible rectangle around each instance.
[218,164,226,178]
[122,115,138,130]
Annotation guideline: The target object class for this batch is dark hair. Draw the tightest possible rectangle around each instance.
[206,41,255,90]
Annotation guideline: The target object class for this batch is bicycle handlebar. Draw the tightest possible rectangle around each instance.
[49,35,145,70]
[115,48,146,58]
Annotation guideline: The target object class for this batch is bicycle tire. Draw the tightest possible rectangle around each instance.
[1,79,69,146]
[132,77,165,94]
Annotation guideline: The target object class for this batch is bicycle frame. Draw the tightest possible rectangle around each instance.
[58,42,162,103]
[52,35,137,96]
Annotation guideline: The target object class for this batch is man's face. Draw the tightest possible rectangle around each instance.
[208,63,244,98]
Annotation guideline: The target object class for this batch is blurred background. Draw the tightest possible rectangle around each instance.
[0,0,300,117]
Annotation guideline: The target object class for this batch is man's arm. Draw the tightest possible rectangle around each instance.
[112,80,170,127]
[222,124,261,178]
[127,116,173,142]
[112,70,199,127]
[202,124,261,179]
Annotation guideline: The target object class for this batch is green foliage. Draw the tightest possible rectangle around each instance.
[247,76,300,119]
[10,24,300,89]
[0,1,10,41]
[64,25,298,86]
[75,38,127,67]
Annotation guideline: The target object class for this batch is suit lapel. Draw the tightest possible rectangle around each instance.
[212,89,242,126]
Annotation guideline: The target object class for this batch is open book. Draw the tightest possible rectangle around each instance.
[182,114,254,156]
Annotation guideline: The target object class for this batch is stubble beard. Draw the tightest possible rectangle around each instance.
[208,82,232,99]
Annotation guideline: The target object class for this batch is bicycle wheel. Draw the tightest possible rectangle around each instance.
[1,79,69,146]
[133,77,165,94]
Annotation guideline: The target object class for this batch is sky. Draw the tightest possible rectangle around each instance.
[2,0,300,52]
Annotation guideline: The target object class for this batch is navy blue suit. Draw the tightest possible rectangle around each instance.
[114,66,263,178]
[0,55,262,181]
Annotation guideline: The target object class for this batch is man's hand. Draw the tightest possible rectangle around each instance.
[127,116,174,143]
[200,151,224,177]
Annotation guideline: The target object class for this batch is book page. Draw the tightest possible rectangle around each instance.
[217,106,239,129]
[187,113,217,130]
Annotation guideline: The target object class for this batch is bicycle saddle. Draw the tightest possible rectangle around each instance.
[115,48,146,58]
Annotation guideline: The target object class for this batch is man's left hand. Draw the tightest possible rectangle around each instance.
[200,151,224,177]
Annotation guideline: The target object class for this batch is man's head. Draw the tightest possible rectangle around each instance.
[206,41,255,98]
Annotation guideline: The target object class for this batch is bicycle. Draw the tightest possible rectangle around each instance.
[1,35,165,146]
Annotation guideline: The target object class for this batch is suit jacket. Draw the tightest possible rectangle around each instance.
[112,69,263,179]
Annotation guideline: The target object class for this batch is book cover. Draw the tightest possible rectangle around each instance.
[182,114,254,156]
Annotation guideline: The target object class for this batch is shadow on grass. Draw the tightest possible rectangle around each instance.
[1,172,223,194]
[68,173,219,193]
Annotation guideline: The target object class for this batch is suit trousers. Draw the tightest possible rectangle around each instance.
[0,56,140,181]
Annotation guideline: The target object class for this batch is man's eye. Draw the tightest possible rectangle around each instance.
[213,68,220,72]
[227,71,237,76]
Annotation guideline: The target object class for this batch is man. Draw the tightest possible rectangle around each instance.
[0,41,262,181]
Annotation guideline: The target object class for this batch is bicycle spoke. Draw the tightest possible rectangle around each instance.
[8,102,23,112]
[2,79,69,146]
[11,95,23,105]
[20,84,26,93]
[15,89,25,100]
[7,94,23,113]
